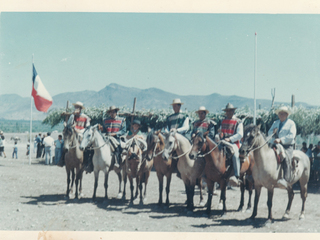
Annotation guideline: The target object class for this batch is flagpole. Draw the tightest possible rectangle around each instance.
[29,54,34,165]
[253,32,257,125]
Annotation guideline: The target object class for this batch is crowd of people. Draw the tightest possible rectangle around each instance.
[301,141,320,181]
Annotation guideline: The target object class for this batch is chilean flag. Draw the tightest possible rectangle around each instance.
[31,64,53,112]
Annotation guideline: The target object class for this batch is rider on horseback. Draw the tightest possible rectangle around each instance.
[100,106,127,168]
[57,101,91,168]
[192,106,217,142]
[220,103,243,187]
[268,106,296,189]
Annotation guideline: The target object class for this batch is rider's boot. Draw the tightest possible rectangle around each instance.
[57,149,66,167]
[113,147,122,168]
[277,157,291,189]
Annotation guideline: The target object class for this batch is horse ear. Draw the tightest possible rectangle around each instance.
[147,127,152,133]
[257,124,261,130]
[63,122,67,127]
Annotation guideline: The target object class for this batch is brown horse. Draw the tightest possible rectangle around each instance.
[146,130,176,206]
[62,122,84,199]
[163,131,205,213]
[123,138,153,205]
[238,151,255,212]
[240,124,310,223]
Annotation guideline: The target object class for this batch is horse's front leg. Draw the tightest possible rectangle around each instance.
[157,172,164,206]
[134,176,139,199]
[198,177,206,207]
[247,180,253,212]
[283,187,294,219]
[143,171,150,200]
[92,171,100,201]
[116,170,123,199]
[299,180,308,220]
[74,169,79,199]
[122,168,127,201]
[205,180,215,217]
[103,171,109,203]
[238,175,245,212]
[129,176,134,205]
[139,174,143,205]
[70,169,75,195]
[219,179,227,213]
[66,169,71,199]
[266,188,274,223]
[165,173,172,206]
[250,185,262,220]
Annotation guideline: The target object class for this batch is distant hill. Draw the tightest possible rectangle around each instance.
[0,83,314,120]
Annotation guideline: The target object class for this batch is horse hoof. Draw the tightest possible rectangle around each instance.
[64,195,69,200]
[116,193,123,199]
[218,203,223,210]
[245,208,252,213]
[264,219,273,227]
[282,213,290,219]
[187,210,193,216]
[237,207,243,212]
[139,201,144,206]
[299,214,305,220]
[199,200,206,207]
[129,202,134,206]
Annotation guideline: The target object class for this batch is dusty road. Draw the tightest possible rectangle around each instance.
[0,140,320,233]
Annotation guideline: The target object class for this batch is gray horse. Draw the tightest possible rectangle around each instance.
[240,124,310,223]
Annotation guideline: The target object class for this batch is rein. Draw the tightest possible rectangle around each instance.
[172,144,193,159]
[153,142,165,157]
[247,132,276,153]
[198,140,221,158]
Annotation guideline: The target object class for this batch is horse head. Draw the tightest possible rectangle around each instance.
[189,131,205,160]
[146,129,162,161]
[62,122,76,151]
[79,124,98,151]
[239,124,262,157]
[126,138,143,175]
[162,131,178,161]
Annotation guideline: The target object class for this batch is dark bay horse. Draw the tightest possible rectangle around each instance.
[162,131,206,213]
[123,138,153,205]
[146,130,176,206]
[240,124,310,222]
[62,122,84,199]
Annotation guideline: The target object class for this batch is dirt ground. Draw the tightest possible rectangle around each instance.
[1,138,320,234]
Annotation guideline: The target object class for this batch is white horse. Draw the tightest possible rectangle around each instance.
[162,131,206,213]
[240,124,310,223]
[79,124,123,202]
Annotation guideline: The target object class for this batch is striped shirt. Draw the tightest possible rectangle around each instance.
[221,116,243,148]
[192,119,216,140]
[71,113,91,132]
[166,112,189,134]
[102,116,126,139]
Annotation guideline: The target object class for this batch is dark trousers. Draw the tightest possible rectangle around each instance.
[36,143,42,158]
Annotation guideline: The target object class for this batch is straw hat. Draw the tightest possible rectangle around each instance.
[0,130,3,135]
[275,106,291,115]
[107,106,120,113]
[170,98,184,105]
[222,103,237,111]
[195,106,209,114]
[72,101,85,109]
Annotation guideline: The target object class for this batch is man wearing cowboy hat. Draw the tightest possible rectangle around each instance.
[58,101,91,167]
[220,103,243,187]
[98,106,127,168]
[166,99,189,135]
[192,106,217,141]
[268,106,296,189]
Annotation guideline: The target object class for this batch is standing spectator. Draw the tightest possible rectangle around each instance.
[0,131,6,158]
[26,140,30,157]
[41,134,46,158]
[12,140,18,159]
[43,132,54,165]
[301,142,307,153]
[306,144,314,179]
[312,142,320,181]
[54,135,63,165]
[36,133,42,158]
[33,135,37,154]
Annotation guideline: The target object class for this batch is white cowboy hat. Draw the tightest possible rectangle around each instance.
[275,106,292,115]
[195,106,209,114]
[107,105,120,113]
[222,103,237,111]
[170,98,184,105]
[0,130,3,134]
[72,101,85,109]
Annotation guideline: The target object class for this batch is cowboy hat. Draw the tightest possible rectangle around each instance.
[195,106,209,114]
[107,106,120,113]
[275,106,291,115]
[0,130,3,134]
[170,98,184,105]
[222,103,237,111]
[72,101,85,109]
[132,119,141,126]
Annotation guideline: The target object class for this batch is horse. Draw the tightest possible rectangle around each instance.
[123,137,153,205]
[239,124,310,222]
[189,131,255,216]
[79,124,123,202]
[162,131,206,213]
[62,122,84,199]
[146,130,176,206]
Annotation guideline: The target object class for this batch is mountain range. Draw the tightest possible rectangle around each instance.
[0,83,313,120]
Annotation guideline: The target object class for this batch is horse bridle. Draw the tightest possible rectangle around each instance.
[245,131,276,154]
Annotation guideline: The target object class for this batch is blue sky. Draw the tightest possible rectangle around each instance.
[1,13,320,105]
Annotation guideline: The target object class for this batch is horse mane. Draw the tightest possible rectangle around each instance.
[244,124,267,141]
[146,130,154,145]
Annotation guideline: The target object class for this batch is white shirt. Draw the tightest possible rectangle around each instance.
[268,118,296,145]
[43,136,55,147]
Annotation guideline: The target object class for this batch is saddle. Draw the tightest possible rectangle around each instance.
[272,143,300,176]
